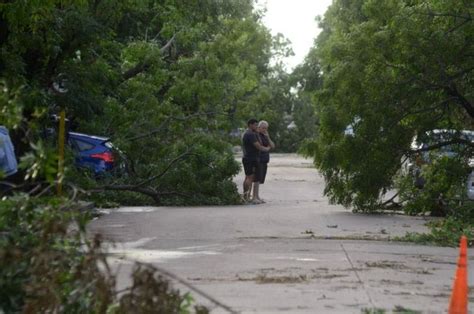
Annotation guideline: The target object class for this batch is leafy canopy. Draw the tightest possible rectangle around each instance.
[299,0,473,210]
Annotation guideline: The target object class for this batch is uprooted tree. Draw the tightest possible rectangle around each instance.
[296,0,473,212]
[0,0,299,205]
[0,0,294,311]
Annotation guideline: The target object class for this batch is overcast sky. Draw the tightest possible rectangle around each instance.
[256,0,332,71]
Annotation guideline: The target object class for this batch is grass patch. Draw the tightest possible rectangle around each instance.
[362,306,421,314]
[394,217,474,247]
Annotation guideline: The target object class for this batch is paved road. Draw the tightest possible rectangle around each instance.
[88,154,473,313]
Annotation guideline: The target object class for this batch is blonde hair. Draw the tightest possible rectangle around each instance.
[258,120,268,128]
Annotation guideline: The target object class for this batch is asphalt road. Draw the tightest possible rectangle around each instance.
[88,154,474,313]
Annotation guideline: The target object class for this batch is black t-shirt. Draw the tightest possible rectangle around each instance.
[242,130,259,161]
[258,133,270,163]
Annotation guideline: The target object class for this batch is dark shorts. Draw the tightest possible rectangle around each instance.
[242,159,261,181]
[251,162,268,184]
[259,163,268,184]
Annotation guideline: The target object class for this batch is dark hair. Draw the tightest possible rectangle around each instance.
[247,118,258,126]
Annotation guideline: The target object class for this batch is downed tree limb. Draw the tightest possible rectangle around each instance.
[122,34,176,81]
[125,111,231,142]
[88,185,191,205]
[88,149,196,204]
[89,185,160,203]
[380,192,402,210]
[135,150,196,188]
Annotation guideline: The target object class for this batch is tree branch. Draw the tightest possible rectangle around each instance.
[135,150,196,188]
[447,18,472,33]
[88,149,198,204]
[125,111,230,141]
[88,185,193,205]
[380,192,401,209]
[448,66,474,80]
[122,34,176,81]
[159,33,176,54]
[383,61,474,119]
[122,63,150,81]
[445,84,474,119]
[391,98,452,129]
[89,185,161,203]
[416,11,472,20]
[411,138,474,153]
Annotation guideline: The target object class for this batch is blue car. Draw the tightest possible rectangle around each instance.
[68,132,120,174]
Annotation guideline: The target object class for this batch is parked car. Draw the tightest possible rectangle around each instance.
[67,132,124,175]
[406,129,474,200]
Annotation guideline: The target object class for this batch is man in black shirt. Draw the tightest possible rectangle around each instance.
[242,118,270,203]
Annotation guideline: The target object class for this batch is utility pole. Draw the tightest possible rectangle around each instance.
[53,73,68,196]
[57,108,66,196]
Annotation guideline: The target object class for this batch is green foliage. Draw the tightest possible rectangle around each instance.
[1,0,295,204]
[117,265,209,314]
[239,66,306,153]
[394,215,474,247]
[19,140,58,183]
[362,309,386,314]
[290,48,321,152]
[0,194,209,313]
[1,2,276,311]
[362,306,421,314]
[0,81,22,129]
[0,194,99,312]
[299,0,474,211]
[397,157,471,216]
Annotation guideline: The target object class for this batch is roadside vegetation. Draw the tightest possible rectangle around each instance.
[0,0,303,208]
[293,0,474,246]
[0,195,208,313]
[362,307,421,314]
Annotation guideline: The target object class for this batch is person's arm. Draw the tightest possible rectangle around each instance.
[265,134,275,149]
[253,140,270,152]
[262,131,275,149]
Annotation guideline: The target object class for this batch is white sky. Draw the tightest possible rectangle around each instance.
[256,0,332,71]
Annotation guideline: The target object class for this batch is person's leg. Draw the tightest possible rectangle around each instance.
[256,163,267,202]
[252,181,259,201]
[243,174,254,201]
[260,163,267,185]
[243,159,262,204]
[251,161,263,203]
[242,159,252,201]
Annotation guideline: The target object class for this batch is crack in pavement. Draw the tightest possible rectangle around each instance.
[340,243,375,308]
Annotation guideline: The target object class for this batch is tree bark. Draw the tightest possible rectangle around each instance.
[446,84,474,119]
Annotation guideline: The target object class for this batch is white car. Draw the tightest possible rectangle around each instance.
[467,164,474,200]
[407,129,474,201]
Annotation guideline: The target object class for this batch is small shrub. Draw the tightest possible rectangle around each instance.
[0,193,208,313]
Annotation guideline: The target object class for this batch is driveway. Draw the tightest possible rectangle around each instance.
[88,154,473,313]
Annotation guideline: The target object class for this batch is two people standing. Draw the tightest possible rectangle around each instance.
[241,119,275,204]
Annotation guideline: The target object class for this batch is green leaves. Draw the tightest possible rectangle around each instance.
[301,0,474,211]
[20,141,58,183]
[0,81,23,129]
[0,195,209,312]
[0,0,284,205]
